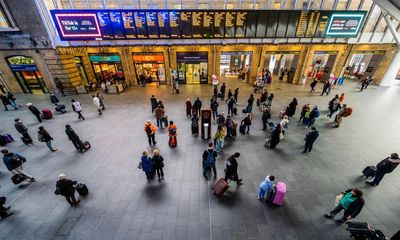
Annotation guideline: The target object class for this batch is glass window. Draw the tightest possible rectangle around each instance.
[361,0,373,11]
[120,0,135,8]
[57,0,72,8]
[309,0,322,9]
[349,0,361,10]
[295,0,309,10]
[363,5,380,32]
[198,0,210,9]
[71,0,89,8]
[225,1,240,9]
[282,0,296,9]
[375,16,387,33]
[182,0,198,9]
[168,0,181,9]
[89,0,104,8]
[105,0,120,8]
[335,0,348,10]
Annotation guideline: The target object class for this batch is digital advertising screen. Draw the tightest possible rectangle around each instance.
[325,12,366,37]
[96,11,114,39]
[146,11,159,38]
[110,11,125,39]
[121,11,136,39]
[52,12,102,40]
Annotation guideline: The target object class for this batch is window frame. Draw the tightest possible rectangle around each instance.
[0,0,19,32]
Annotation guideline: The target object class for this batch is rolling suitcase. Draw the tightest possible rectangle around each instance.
[239,124,246,134]
[163,116,168,127]
[2,134,14,143]
[362,166,376,178]
[169,136,177,148]
[272,182,286,206]
[212,178,229,198]
[11,174,27,184]
[0,136,5,146]
[42,109,53,119]
[75,183,89,196]
[242,109,248,114]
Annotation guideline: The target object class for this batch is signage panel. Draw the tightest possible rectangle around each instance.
[146,11,159,38]
[89,55,121,62]
[53,12,102,39]
[97,11,114,39]
[122,11,136,38]
[325,12,365,37]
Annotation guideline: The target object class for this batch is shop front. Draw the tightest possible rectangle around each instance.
[343,51,385,80]
[6,56,48,93]
[263,51,301,83]
[177,52,208,84]
[89,54,126,93]
[307,51,338,82]
[132,53,166,85]
[220,51,252,81]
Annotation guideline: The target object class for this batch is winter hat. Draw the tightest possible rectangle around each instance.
[390,153,399,159]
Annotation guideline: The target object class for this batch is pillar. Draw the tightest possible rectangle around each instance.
[379,48,400,86]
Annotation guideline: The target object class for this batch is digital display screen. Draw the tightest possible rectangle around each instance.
[51,10,367,40]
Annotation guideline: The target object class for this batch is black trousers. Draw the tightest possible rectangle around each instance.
[228,106,233,116]
[155,168,164,178]
[147,134,156,145]
[34,113,42,122]
[76,111,85,120]
[212,110,218,120]
[225,171,239,182]
[203,164,217,176]
[303,142,314,153]
[64,194,77,206]
[329,203,349,220]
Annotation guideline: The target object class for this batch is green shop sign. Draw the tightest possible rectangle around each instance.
[89,55,121,62]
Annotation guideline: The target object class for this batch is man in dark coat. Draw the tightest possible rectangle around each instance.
[303,127,319,154]
[285,98,298,118]
[246,94,254,113]
[324,188,365,224]
[233,88,239,103]
[220,83,226,100]
[50,93,59,105]
[56,174,79,207]
[193,97,202,117]
[150,95,158,113]
[224,152,242,184]
[321,80,330,96]
[202,143,217,179]
[14,118,33,145]
[65,125,82,149]
[27,103,42,122]
[366,153,400,186]
[210,97,219,120]
[38,126,57,152]
[310,79,318,92]
[227,97,235,116]
[261,105,271,131]
[55,78,65,96]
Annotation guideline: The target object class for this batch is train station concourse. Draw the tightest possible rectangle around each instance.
[0,0,400,239]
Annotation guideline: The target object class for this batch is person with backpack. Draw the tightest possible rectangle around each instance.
[366,153,400,186]
[1,149,35,182]
[144,120,157,146]
[26,103,42,123]
[258,175,275,200]
[38,126,57,152]
[224,152,242,184]
[303,127,319,154]
[213,125,226,153]
[210,97,219,120]
[307,106,320,128]
[298,103,310,123]
[14,118,33,145]
[193,97,202,117]
[202,143,217,179]
[241,113,252,134]
[167,121,177,147]
[150,95,158,113]
[71,99,85,120]
[92,95,102,115]
[310,79,318,92]
[334,104,352,128]
[324,188,365,224]
[152,149,164,181]
[140,150,153,180]
[227,96,235,116]
[55,174,80,207]
[185,98,192,118]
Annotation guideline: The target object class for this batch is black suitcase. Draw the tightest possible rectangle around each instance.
[0,136,6,146]
[11,174,27,184]
[242,109,248,114]
[163,116,168,127]
[55,104,66,113]
[232,107,237,116]
[362,166,376,178]
[239,124,246,134]
[75,183,89,196]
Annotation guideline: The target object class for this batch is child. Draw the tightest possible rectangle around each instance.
[258,175,275,200]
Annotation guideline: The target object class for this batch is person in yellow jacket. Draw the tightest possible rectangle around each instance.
[144,120,157,146]
[213,125,226,153]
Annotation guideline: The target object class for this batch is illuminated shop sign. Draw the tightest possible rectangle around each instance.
[89,55,121,62]
[50,10,367,40]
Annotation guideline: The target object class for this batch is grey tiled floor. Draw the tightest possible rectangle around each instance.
[0,77,399,240]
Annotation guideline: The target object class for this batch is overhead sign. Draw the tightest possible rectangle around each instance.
[89,55,121,62]
[50,10,367,40]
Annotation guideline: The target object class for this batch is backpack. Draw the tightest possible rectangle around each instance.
[145,125,152,135]
[205,151,215,168]
[38,133,46,142]
[342,107,352,117]
[169,127,176,135]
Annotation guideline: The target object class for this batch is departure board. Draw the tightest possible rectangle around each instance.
[51,10,367,40]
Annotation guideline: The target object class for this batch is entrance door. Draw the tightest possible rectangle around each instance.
[287,55,300,83]
[14,71,48,93]
[178,62,186,84]
[185,63,200,84]
[74,57,89,85]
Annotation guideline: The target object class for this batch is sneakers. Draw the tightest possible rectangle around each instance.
[51,149,58,152]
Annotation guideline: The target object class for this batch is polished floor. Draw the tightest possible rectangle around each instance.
[0,77,399,240]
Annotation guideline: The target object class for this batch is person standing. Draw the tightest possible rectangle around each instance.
[92,95,102,115]
[191,112,199,136]
[298,103,310,123]
[233,88,239,103]
[324,188,364,224]
[155,105,165,128]
[55,78,65,96]
[26,103,42,123]
[258,175,275,200]
[144,120,157,146]
[14,118,33,145]
[213,125,226,153]
[285,98,298,118]
[1,149,35,182]
[226,89,233,101]
[202,143,217,179]
[366,153,400,186]
[210,97,219,120]
[152,149,164,180]
[38,126,57,152]
[220,83,226,100]
[268,123,282,149]
[96,92,105,110]
[150,95,158,113]
[280,115,289,135]
[321,80,330,96]
[327,98,341,119]
[227,96,235,116]
[310,79,318,92]
[225,115,235,140]
[303,127,319,154]
[241,113,252,134]
[167,121,177,147]
[307,106,320,128]
[246,94,254,113]
[55,174,80,207]
[224,152,243,184]
[193,97,202,117]
[261,105,271,131]
[213,85,218,99]
[65,125,83,149]
[140,150,153,180]
[71,99,85,120]
[185,98,192,118]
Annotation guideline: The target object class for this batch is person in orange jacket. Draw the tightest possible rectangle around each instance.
[144,120,157,146]
[339,93,345,103]
[168,121,177,147]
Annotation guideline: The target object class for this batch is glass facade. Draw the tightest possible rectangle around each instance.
[45,0,396,44]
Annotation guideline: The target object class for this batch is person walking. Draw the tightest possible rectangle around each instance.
[324,188,364,224]
[213,85,218,99]
[185,98,192,118]
[55,174,80,207]
[213,125,226,153]
[261,105,271,131]
[220,83,226,100]
[210,97,219,120]
[327,98,341,119]
[38,126,58,152]
[1,149,35,182]
[193,97,202,117]
[333,104,352,128]
[152,149,164,180]
[285,98,298,118]
[65,125,83,149]
[310,79,318,92]
[225,115,235,140]
[55,78,65,96]
[14,118,33,145]
[71,99,85,120]
[92,95,102,115]
[202,143,217,179]
[321,80,330,96]
[227,96,235,116]
[280,115,289,135]
[167,121,177,147]
[6,92,18,108]
[26,103,42,123]
[226,89,233,101]
[366,153,400,187]
[140,150,153,180]
[267,93,274,106]
[155,105,165,128]
[360,76,372,92]
[268,123,282,149]
[307,106,320,128]
[303,127,319,154]
[241,113,252,134]
[258,175,275,200]
[150,95,158,113]
[233,88,239,103]
[246,94,254,113]
[298,103,310,123]
[144,120,157,146]
[96,92,105,110]
[191,112,199,137]
[224,152,243,184]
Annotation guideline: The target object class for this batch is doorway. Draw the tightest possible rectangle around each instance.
[73,56,89,85]
[176,52,208,84]
[343,51,385,80]
[307,51,338,82]
[263,52,300,83]
[220,51,252,81]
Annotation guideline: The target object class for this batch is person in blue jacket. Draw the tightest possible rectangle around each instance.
[258,175,275,200]
[307,106,320,128]
[140,150,154,181]
[1,149,35,182]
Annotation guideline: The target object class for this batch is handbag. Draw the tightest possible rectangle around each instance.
[138,162,143,169]
[335,193,343,206]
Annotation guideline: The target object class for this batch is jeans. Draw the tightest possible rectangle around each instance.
[245,125,250,133]
[372,169,386,186]
[9,100,17,109]
[247,105,253,113]
[215,139,224,152]
[203,164,217,177]
[157,118,163,128]
[12,166,33,179]
[46,141,55,151]
[258,187,266,199]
